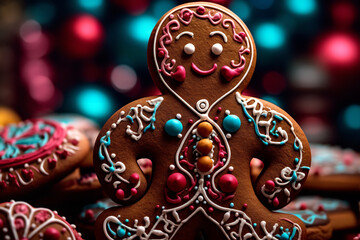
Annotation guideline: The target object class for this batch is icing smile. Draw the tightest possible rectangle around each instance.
[191,62,218,76]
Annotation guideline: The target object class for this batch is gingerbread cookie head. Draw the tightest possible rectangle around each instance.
[148,2,256,113]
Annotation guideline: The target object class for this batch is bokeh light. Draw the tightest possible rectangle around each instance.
[110,65,138,93]
[229,1,251,21]
[262,71,286,95]
[28,76,55,102]
[250,0,274,10]
[128,15,156,43]
[331,2,356,28]
[289,61,328,89]
[78,0,103,9]
[21,59,52,82]
[261,95,282,108]
[25,2,55,25]
[316,33,359,67]
[150,0,176,19]
[343,105,360,129]
[75,87,114,120]
[300,116,333,143]
[114,0,150,16]
[61,15,104,58]
[285,0,316,15]
[254,23,285,49]
[19,20,42,43]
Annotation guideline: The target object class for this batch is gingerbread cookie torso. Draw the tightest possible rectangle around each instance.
[93,2,311,240]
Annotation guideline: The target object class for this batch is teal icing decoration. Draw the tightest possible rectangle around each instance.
[270,120,279,137]
[116,227,126,237]
[126,115,134,123]
[164,119,183,137]
[99,131,111,160]
[293,140,300,151]
[144,101,161,133]
[0,121,54,160]
[274,115,283,121]
[300,166,310,170]
[294,158,299,164]
[276,210,328,226]
[223,114,241,133]
[290,171,297,182]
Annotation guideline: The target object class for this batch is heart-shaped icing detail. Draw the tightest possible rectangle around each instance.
[171,65,186,82]
[220,65,245,82]
[21,169,34,181]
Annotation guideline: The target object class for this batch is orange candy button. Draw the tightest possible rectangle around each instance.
[196,139,213,155]
[197,156,213,172]
[197,122,213,137]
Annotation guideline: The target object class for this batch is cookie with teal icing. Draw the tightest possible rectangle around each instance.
[0,119,90,201]
[93,2,311,239]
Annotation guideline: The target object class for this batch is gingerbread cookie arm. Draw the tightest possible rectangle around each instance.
[236,93,311,209]
[93,96,165,205]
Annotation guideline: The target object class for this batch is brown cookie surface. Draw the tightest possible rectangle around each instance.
[0,200,82,240]
[0,119,90,201]
[93,2,311,239]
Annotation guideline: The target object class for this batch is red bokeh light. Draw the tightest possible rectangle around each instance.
[331,2,356,28]
[61,15,104,58]
[262,71,286,95]
[316,33,359,67]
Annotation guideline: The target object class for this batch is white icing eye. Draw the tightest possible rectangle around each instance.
[212,43,223,55]
[184,43,195,55]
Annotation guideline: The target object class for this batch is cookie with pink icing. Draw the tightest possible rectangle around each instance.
[93,2,311,239]
[0,200,83,240]
[0,119,90,200]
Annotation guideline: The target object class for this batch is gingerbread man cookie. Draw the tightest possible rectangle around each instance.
[93,2,311,239]
[0,119,89,201]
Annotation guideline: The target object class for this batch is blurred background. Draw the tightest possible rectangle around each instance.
[0,0,359,150]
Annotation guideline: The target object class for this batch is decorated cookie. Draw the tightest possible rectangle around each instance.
[0,200,83,240]
[282,196,359,231]
[75,198,117,240]
[303,144,360,192]
[43,114,100,168]
[276,208,332,240]
[93,2,311,239]
[0,119,90,200]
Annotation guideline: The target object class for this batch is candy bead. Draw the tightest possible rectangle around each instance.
[167,173,186,192]
[218,174,238,193]
[43,227,60,240]
[196,139,212,155]
[164,119,183,136]
[223,114,241,133]
[273,197,279,207]
[197,122,213,137]
[265,180,275,191]
[115,189,124,200]
[197,156,213,172]
[129,173,140,184]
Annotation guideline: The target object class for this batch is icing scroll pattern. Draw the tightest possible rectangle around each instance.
[236,92,310,205]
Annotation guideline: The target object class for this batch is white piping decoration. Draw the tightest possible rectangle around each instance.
[210,31,228,42]
[175,31,194,40]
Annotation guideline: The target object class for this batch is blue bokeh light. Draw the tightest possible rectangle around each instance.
[250,0,274,10]
[77,0,104,15]
[229,1,251,20]
[128,15,157,43]
[286,0,316,15]
[254,23,285,49]
[262,95,282,108]
[343,105,360,129]
[26,2,55,25]
[151,0,176,19]
[75,87,113,119]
